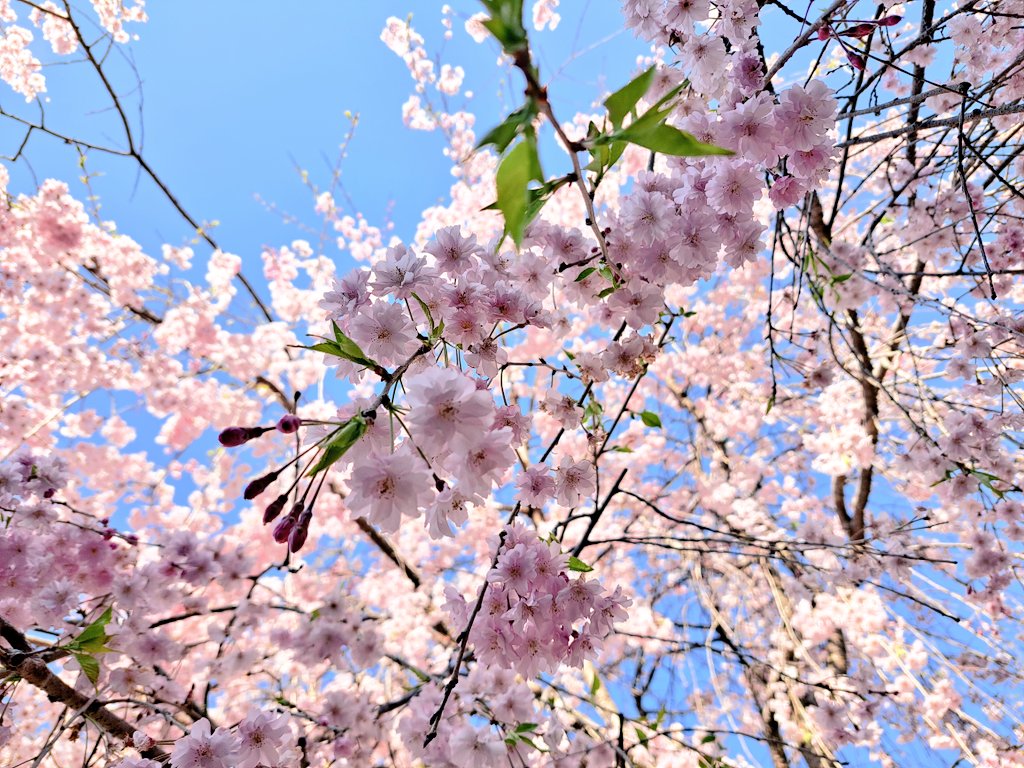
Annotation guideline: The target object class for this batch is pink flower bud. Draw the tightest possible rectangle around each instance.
[277,414,302,434]
[133,732,156,752]
[878,14,901,25]
[817,25,831,40]
[846,51,866,70]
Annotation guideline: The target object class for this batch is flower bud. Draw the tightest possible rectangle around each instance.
[878,14,901,25]
[218,427,250,447]
[817,25,831,40]
[244,469,281,500]
[272,514,296,543]
[277,414,302,434]
[843,22,875,38]
[263,493,289,524]
[286,512,309,552]
[219,426,273,448]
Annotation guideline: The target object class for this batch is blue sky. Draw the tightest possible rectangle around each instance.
[4,1,646,279]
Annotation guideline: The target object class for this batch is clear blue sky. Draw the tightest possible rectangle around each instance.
[4,1,645,281]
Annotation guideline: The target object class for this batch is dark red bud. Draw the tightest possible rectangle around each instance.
[843,22,875,38]
[277,414,302,434]
[289,525,308,552]
[244,469,281,500]
[219,426,273,448]
[817,25,831,40]
[263,494,289,524]
[218,427,250,447]
[289,509,314,553]
[846,51,866,70]
[878,14,901,25]
[272,514,296,543]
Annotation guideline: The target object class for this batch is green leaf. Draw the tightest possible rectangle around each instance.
[605,66,656,127]
[480,0,527,53]
[495,136,544,247]
[635,725,649,747]
[478,103,537,152]
[640,410,662,428]
[568,555,593,573]
[519,735,546,752]
[618,122,733,157]
[701,733,717,744]
[73,652,100,686]
[515,723,539,733]
[67,607,113,655]
[574,267,597,282]
[306,341,344,356]
[611,445,633,453]
[410,292,435,332]
[331,323,380,368]
[307,418,367,476]
[589,670,602,696]
[584,140,627,174]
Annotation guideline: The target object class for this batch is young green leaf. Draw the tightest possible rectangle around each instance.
[331,323,380,368]
[477,103,537,152]
[495,136,544,247]
[67,607,113,655]
[640,410,662,428]
[307,418,367,476]
[605,66,656,127]
[480,0,528,54]
[305,341,344,356]
[574,267,597,282]
[410,292,435,332]
[585,139,628,174]
[568,555,594,572]
[73,652,101,686]
[618,123,733,157]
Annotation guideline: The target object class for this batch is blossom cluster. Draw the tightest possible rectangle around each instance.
[0,0,146,100]
[443,524,632,677]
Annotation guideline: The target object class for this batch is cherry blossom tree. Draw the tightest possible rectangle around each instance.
[3,1,1024,767]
